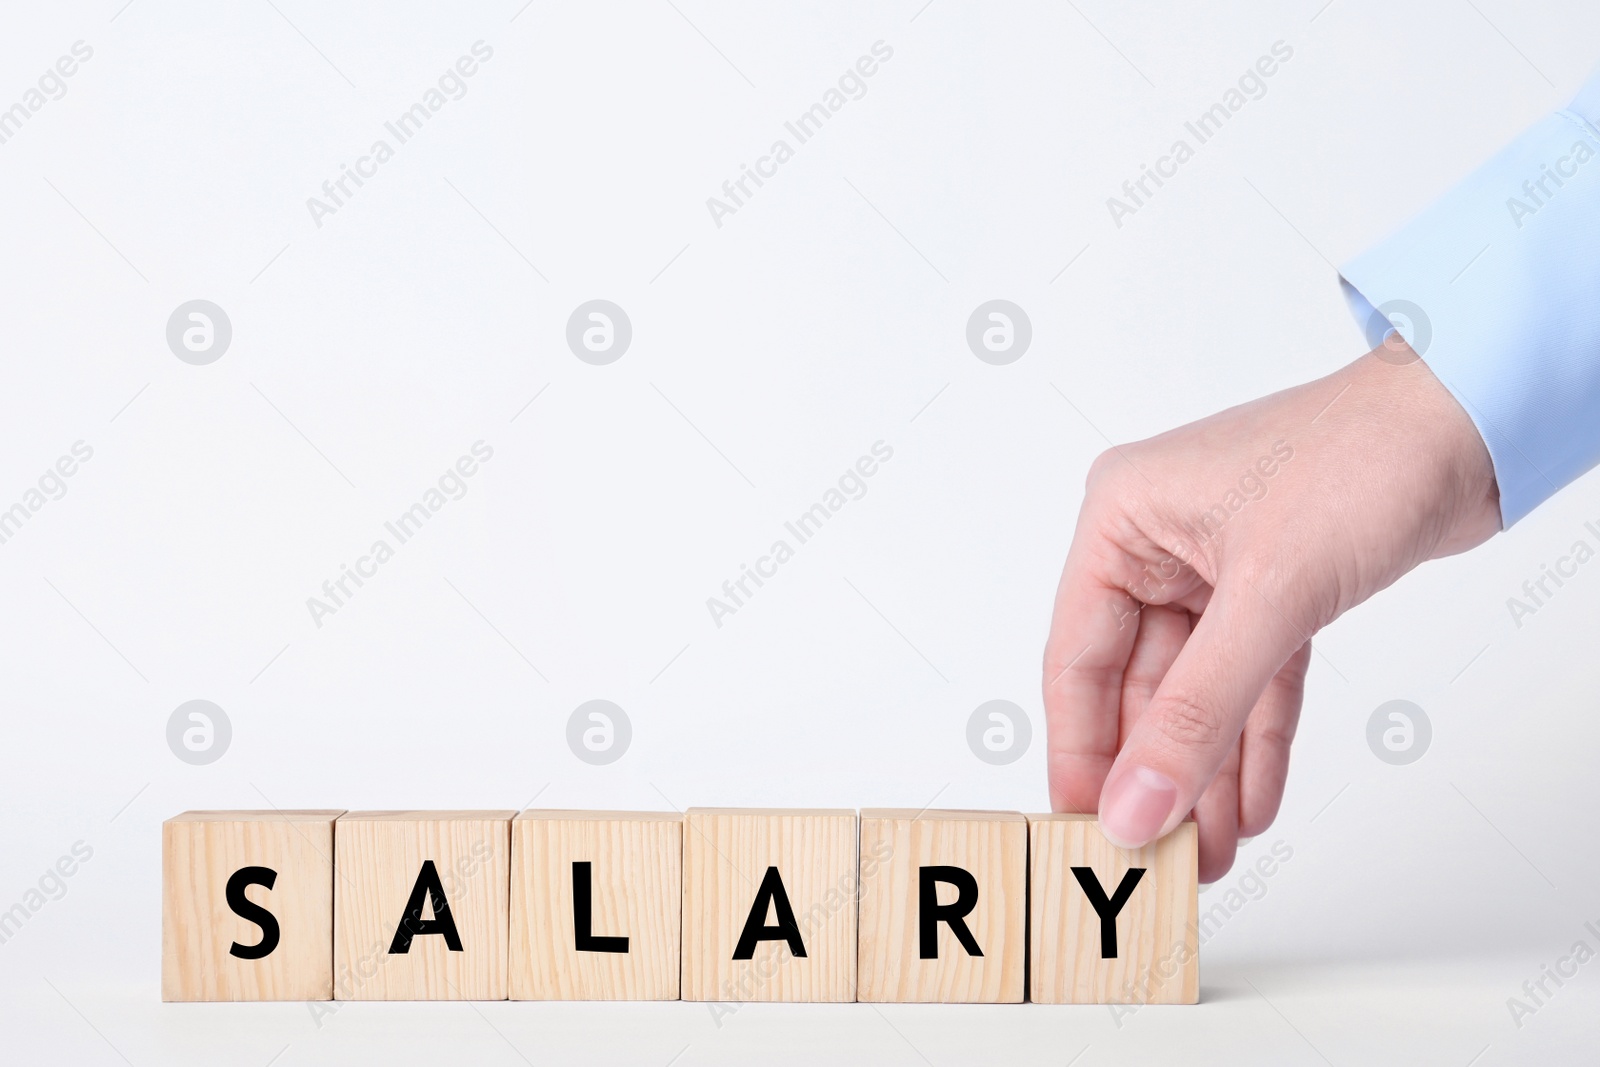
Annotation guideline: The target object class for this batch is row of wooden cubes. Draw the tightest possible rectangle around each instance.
[163,808,1197,1004]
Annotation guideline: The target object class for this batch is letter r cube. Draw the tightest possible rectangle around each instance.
[856,809,1026,1002]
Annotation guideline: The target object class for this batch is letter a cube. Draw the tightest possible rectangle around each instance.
[681,808,856,1002]
[333,811,513,1000]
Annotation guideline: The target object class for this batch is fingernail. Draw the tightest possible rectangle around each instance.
[1099,764,1178,848]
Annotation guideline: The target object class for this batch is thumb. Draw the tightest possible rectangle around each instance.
[1096,577,1308,848]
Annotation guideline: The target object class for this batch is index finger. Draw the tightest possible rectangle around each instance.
[1041,528,1146,815]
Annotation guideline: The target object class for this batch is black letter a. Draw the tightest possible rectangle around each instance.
[389,859,464,954]
[732,866,806,960]
[1071,866,1145,958]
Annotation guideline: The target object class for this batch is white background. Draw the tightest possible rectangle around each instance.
[2,0,1599,1063]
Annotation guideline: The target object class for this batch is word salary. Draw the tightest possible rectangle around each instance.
[162,808,1199,1006]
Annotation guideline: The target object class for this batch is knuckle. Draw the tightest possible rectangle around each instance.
[1155,696,1228,750]
[1230,533,1344,628]
[1231,546,1288,592]
[1251,719,1298,752]
[1278,641,1314,687]
[1084,448,1117,489]
[1085,447,1136,495]
[1229,551,1327,634]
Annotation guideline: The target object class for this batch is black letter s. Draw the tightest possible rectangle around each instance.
[226,866,281,960]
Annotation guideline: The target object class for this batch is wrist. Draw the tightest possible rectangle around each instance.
[1354,343,1501,553]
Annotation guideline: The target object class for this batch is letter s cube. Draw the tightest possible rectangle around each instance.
[162,810,343,1001]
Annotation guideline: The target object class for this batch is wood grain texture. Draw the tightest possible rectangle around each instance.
[162,810,343,1002]
[333,811,513,1000]
[856,809,1026,1003]
[1027,815,1198,1004]
[681,809,857,1002]
[508,810,681,1000]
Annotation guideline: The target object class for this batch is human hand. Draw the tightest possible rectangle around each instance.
[1042,343,1500,881]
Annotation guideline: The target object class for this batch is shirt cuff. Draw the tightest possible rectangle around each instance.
[1339,72,1600,527]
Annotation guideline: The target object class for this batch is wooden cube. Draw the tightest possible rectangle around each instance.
[680,808,856,1002]
[333,811,513,1000]
[508,810,681,1000]
[162,810,342,1002]
[1027,815,1198,1004]
[856,809,1026,1003]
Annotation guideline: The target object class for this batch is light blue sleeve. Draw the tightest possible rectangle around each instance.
[1340,68,1600,527]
